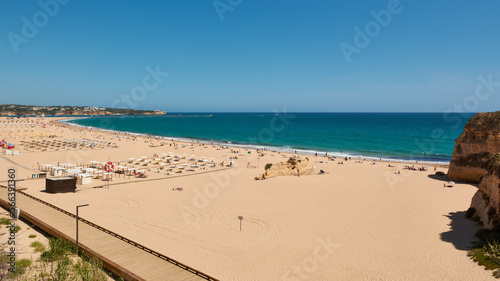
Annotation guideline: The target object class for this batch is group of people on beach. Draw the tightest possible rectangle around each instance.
[405,165,428,171]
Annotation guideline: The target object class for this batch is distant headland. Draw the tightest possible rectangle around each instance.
[0,104,166,116]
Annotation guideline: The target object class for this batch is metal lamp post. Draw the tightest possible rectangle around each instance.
[76,204,89,253]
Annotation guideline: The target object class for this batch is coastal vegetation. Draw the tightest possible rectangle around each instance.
[0,103,165,116]
[0,238,110,280]
[0,217,11,225]
[30,241,46,253]
[7,225,20,233]
[469,229,500,278]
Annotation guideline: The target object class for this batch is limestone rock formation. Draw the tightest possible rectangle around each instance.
[448,112,500,183]
[468,155,500,229]
[256,156,315,180]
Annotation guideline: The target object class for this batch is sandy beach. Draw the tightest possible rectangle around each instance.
[0,116,494,280]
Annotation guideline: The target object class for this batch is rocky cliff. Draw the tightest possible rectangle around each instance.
[448,112,500,183]
[256,156,315,180]
[468,155,500,229]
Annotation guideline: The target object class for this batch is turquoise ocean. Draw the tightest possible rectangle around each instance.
[65,113,474,164]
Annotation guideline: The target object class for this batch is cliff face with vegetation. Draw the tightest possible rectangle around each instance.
[448,112,500,183]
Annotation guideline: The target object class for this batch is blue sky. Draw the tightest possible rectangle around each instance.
[1,0,499,112]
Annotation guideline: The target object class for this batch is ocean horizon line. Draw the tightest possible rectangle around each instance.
[1,110,482,115]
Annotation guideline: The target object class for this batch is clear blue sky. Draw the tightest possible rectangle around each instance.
[1,0,499,112]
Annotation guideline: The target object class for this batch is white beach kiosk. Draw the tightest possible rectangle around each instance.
[51,167,65,176]
[77,173,92,185]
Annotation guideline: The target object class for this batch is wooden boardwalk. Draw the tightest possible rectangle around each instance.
[0,186,218,281]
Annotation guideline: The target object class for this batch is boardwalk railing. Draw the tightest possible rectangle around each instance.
[0,185,219,281]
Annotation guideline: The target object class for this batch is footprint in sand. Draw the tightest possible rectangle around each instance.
[173,204,282,240]
[177,204,214,227]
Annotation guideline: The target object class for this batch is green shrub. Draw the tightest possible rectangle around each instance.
[469,229,500,277]
[0,217,11,225]
[484,239,500,265]
[28,234,36,238]
[54,255,72,280]
[7,266,26,277]
[74,255,108,281]
[28,237,108,280]
[41,238,76,261]
[17,258,32,267]
[7,225,21,233]
[30,241,46,253]
[0,253,9,264]
[6,258,32,277]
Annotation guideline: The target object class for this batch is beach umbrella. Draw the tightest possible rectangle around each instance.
[85,168,97,173]
[65,169,82,176]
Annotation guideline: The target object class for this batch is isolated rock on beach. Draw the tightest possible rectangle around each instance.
[256,156,315,180]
